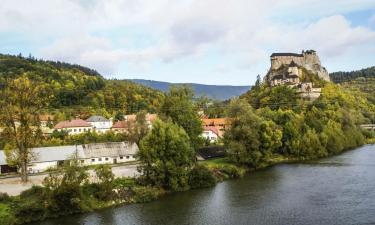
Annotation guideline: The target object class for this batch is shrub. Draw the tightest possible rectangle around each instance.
[0,192,10,202]
[20,185,45,200]
[189,165,216,189]
[46,185,85,215]
[133,186,163,203]
[219,165,245,178]
[14,201,45,224]
[93,165,115,201]
[113,177,135,189]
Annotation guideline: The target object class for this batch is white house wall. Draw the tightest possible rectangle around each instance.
[28,161,58,174]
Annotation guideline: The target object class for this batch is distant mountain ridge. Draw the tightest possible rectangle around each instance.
[129,79,251,100]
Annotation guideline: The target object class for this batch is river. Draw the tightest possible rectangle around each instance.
[35,144,375,225]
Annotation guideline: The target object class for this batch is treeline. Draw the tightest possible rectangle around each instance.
[330,66,375,83]
[233,81,375,167]
[0,54,164,115]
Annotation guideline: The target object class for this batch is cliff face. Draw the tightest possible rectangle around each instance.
[266,50,330,81]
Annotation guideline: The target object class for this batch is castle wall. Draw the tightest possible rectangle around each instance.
[271,56,304,70]
[269,51,330,81]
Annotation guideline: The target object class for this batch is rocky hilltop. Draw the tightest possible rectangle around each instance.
[266,50,330,82]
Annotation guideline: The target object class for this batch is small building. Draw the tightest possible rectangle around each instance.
[202,118,230,137]
[54,119,92,135]
[27,145,85,173]
[112,113,157,133]
[39,114,54,128]
[0,151,17,174]
[112,120,129,133]
[86,116,112,133]
[202,127,220,143]
[196,146,226,161]
[298,82,321,100]
[82,142,138,165]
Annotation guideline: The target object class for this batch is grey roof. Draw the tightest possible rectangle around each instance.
[271,53,303,57]
[0,145,83,164]
[31,145,85,162]
[83,142,139,158]
[0,142,138,165]
[86,116,110,122]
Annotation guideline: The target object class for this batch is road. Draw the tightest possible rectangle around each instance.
[0,164,139,196]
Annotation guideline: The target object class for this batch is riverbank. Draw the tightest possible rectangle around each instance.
[0,143,373,225]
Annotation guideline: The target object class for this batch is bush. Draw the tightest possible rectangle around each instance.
[133,186,163,203]
[46,186,85,215]
[189,165,217,189]
[113,177,135,189]
[0,192,10,202]
[14,201,45,224]
[220,165,245,178]
[20,185,45,200]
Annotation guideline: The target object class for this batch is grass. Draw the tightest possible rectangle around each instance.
[0,203,13,225]
[198,157,232,168]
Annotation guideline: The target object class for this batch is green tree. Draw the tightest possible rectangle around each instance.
[161,85,203,150]
[137,120,195,191]
[224,99,282,167]
[93,165,115,200]
[0,75,48,182]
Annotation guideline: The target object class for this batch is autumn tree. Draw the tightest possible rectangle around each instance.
[0,75,48,182]
[127,110,150,145]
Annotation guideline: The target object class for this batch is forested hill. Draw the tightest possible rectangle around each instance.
[329,66,375,104]
[330,66,375,83]
[0,54,164,115]
[129,79,251,100]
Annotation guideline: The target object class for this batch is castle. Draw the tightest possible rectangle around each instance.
[265,50,329,100]
[267,50,330,83]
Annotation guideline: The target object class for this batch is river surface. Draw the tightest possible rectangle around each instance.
[36,145,375,225]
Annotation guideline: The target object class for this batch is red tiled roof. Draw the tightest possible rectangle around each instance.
[112,121,128,129]
[39,114,54,121]
[124,114,158,123]
[202,118,229,126]
[54,119,91,129]
[204,126,219,136]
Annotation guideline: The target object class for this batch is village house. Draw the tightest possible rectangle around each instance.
[202,126,220,143]
[86,115,112,133]
[54,118,92,135]
[112,113,157,133]
[202,118,230,137]
[0,141,139,174]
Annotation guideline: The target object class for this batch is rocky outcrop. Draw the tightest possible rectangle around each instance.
[266,50,330,82]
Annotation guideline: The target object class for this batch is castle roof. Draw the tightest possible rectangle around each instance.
[271,53,303,57]
[289,60,299,67]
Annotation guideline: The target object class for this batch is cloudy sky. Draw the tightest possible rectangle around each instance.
[1,0,375,85]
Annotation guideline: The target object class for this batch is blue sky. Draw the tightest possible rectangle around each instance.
[0,0,375,85]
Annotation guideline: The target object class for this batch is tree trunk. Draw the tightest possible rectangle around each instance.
[20,160,28,183]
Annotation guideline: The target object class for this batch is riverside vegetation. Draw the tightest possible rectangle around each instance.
[0,55,375,224]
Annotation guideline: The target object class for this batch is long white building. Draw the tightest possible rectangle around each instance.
[0,142,139,174]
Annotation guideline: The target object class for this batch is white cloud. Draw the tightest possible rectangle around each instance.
[1,0,375,79]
